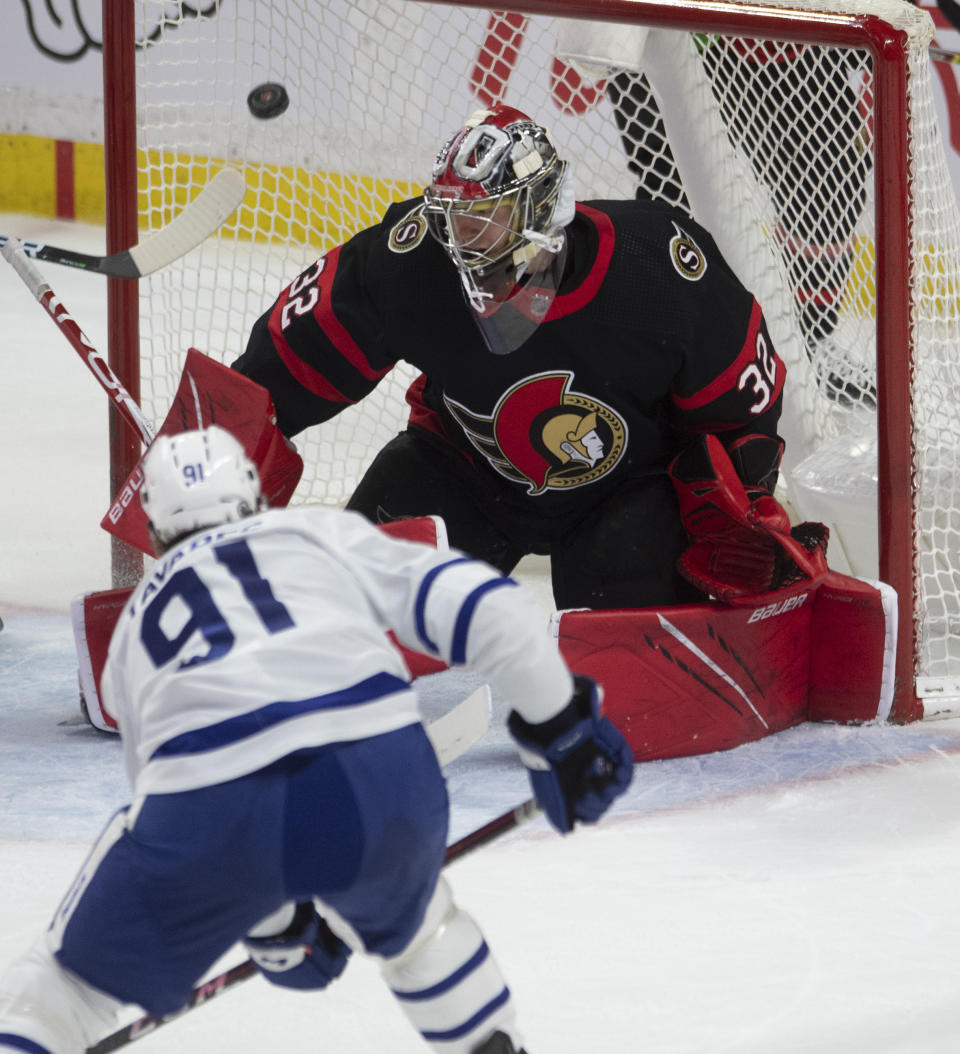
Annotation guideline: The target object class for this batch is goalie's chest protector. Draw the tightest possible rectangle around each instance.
[377,199,766,510]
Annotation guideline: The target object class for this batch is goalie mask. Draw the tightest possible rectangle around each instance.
[424,106,575,355]
[141,425,264,549]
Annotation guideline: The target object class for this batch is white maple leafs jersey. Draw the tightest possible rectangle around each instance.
[101,506,573,796]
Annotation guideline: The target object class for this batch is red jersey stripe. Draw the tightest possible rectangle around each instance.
[266,244,392,402]
[312,245,393,384]
[268,290,350,403]
[672,298,783,410]
[546,204,615,320]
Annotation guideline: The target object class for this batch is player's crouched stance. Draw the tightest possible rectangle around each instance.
[0,426,632,1054]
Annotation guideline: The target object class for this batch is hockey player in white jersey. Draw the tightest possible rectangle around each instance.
[0,425,633,1054]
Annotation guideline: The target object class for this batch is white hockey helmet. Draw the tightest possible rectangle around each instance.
[141,425,263,548]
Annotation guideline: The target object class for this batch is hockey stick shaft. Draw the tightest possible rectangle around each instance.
[86,795,537,1054]
[2,238,155,444]
[88,960,258,1053]
[444,796,540,864]
[0,168,246,278]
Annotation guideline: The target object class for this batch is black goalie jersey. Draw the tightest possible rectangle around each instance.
[233,196,785,530]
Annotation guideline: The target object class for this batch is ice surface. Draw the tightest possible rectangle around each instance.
[4,217,960,1052]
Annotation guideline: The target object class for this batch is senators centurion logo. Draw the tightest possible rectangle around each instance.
[444,371,627,495]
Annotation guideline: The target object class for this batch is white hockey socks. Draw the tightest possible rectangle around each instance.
[0,937,124,1054]
[380,877,524,1054]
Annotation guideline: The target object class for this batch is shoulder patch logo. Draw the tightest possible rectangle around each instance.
[388,205,429,253]
[669,223,707,281]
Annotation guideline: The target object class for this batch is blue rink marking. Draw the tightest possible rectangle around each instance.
[4,612,960,845]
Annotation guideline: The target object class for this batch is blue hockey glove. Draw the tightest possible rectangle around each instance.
[245,902,351,991]
[507,675,633,834]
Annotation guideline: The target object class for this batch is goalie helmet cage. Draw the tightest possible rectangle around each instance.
[101,0,960,723]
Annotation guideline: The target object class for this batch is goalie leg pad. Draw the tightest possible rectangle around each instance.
[380,877,523,1054]
[72,588,131,732]
[552,570,896,762]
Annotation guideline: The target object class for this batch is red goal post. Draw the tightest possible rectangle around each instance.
[102,0,959,723]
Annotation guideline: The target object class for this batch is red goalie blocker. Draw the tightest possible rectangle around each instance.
[552,570,897,761]
[72,516,450,732]
[101,347,304,556]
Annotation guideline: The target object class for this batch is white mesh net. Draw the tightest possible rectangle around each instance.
[126,0,960,705]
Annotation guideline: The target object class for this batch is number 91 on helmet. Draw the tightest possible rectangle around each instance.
[423,105,575,355]
[140,425,265,552]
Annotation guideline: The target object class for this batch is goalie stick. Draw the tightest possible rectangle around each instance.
[86,773,536,1053]
[3,234,304,552]
[0,168,245,278]
[2,237,155,445]
[1,169,245,443]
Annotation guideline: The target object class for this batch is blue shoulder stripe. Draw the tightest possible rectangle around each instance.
[450,578,518,665]
[413,556,475,654]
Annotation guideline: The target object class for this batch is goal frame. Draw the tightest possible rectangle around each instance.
[101,0,918,720]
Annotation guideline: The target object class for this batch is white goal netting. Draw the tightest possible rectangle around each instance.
[120,0,960,715]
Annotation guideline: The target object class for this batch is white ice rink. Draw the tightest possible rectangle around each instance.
[5,216,960,1053]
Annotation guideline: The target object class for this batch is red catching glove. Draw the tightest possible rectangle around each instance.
[669,433,828,601]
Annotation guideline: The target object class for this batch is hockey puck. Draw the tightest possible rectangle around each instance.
[247,82,290,119]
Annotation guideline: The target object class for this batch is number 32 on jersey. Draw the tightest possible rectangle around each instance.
[739,323,781,415]
[280,258,327,329]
